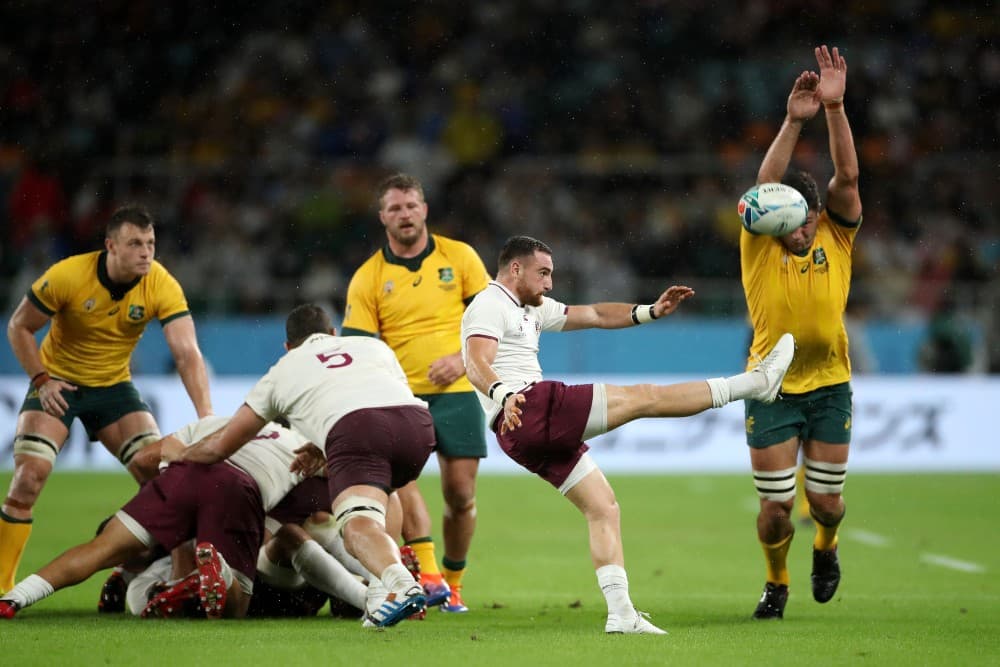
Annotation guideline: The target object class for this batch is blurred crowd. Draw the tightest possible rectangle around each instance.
[1,1,997,369]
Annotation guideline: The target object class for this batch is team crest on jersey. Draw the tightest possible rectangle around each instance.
[128,305,145,321]
[84,298,95,312]
[813,247,829,274]
[383,280,394,295]
[438,267,454,283]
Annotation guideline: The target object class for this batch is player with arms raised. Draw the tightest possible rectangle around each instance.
[0,204,212,594]
[741,45,863,619]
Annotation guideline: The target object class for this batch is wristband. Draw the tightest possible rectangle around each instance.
[488,381,516,406]
[630,304,658,325]
[31,371,50,389]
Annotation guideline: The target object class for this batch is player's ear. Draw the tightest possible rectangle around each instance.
[329,327,337,336]
[283,342,290,351]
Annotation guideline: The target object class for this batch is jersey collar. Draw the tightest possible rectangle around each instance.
[382,234,436,272]
[489,281,522,307]
[97,250,143,301]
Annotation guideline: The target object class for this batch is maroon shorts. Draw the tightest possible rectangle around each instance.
[324,405,435,500]
[494,381,593,488]
[120,461,264,580]
[267,476,331,526]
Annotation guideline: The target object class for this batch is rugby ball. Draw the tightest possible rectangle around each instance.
[738,183,809,236]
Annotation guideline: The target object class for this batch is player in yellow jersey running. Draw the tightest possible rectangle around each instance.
[341,173,491,613]
[741,45,862,619]
[0,204,213,594]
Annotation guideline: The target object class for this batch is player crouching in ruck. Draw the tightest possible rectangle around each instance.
[0,417,325,620]
[167,304,436,628]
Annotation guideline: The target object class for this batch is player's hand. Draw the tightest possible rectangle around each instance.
[787,70,821,122]
[499,393,526,434]
[291,443,326,476]
[427,353,465,387]
[653,285,695,318]
[37,379,76,417]
[815,45,847,104]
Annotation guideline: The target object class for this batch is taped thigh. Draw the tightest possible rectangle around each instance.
[332,496,386,534]
[13,433,60,464]
[803,457,848,495]
[752,466,797,502]
[117,431,161,465]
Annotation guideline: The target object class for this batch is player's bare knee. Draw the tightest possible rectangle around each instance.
[9,450,56,503]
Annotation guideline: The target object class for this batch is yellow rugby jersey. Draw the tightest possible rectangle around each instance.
[28,250,191,386]
[342,234,490,395]
[741,210,861,394]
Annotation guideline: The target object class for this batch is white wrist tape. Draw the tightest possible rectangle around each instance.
[488,381,516,407]
[630,304,658,325]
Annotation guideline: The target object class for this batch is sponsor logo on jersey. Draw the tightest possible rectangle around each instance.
[745,415,755,434]
[383,280,394,295]
[412,275,423,286]
[108,306,120,316]
[128,305,145,321]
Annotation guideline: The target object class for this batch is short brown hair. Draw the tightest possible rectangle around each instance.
[106,204,155,238]
[497,236,553,273]
[375,173,424,210]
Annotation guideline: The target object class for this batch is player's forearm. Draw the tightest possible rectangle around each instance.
[824,105,860,186]
[7,324,46,378]
[588,302,640,329]
[175,353,213,417]
[758,117,804,184]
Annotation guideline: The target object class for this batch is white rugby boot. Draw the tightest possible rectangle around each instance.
[605,608,668,635]
[749,333,795,404]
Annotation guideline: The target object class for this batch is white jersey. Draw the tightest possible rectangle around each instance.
[174,416,311,512]
[461,281,568,425]
[244,333,427,449]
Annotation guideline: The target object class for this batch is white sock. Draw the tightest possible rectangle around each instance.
[3,574,55,609]
[705,378,731,408]
[596,564,633,617]
[725,369,765,401]
[291,540,366,610]
[380,562,417,595]
[320,532,374,581]
[215,552,234,588]
[256,549,306,589]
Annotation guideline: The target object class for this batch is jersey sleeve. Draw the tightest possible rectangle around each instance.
[28,261,73,316]
[537,296,569,331]
[824,208,862,253]
[244,366,284,422]
[152,265,191,324]
[341,263,380,334]
[173,415,231,446]
[462,294,506,342]
[459,242,491,301]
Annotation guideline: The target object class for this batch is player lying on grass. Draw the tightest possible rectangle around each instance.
[0,418,324,620]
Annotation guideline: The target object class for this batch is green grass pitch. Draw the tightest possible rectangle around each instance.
[1,471,998,666]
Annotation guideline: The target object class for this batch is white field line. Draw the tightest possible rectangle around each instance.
[919,553,987,574]
[843,528,891,547]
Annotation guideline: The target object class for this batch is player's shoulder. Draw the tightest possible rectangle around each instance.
[433,234,482,260]
[49,250,101,275]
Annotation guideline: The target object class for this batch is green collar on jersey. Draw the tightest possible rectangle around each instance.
[381,235,436,272]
